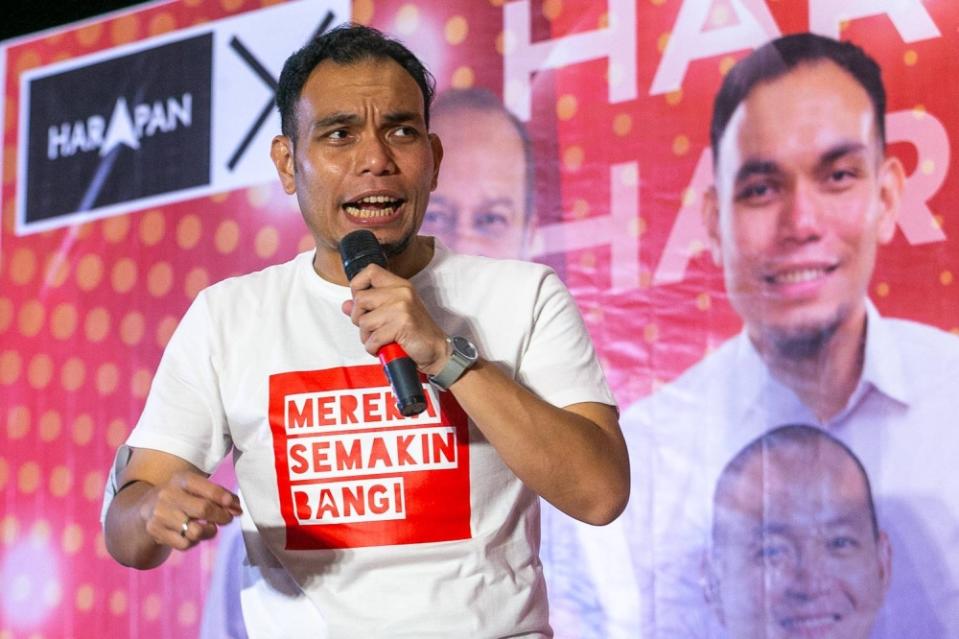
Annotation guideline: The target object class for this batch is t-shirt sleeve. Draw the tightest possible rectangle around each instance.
[516,269,616,410]
[125,291,232,474]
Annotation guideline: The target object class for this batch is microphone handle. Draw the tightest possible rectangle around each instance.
[378,343,427,416]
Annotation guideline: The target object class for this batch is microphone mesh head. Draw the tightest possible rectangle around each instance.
[339,230,387,281]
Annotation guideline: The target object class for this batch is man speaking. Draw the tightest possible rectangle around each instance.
[102,24,628,637]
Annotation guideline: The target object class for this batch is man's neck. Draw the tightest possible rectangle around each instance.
[313,234,435,285]
[751,308,868,423]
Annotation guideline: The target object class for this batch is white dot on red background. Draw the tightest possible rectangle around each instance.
[111,258,138,293]
[7,405,30,439]
[139,210,166,245]
[76,253,104,291]
[39,409,62,442]
[83,471,104,501]
[50,465,72,497]
[255,226,279,259]
[215,220,240,254]
[63,523,83,554]
[177,214,202,249]
[51,303,79,340]
[18,460,40,493]
[72,414,94,446]
[120,312,145,346]
[17,300,45,337]
[27,353,54,389]
[0,297,13,332]
[61,357,86,392]
[156,316,178,348]
[96,363,119,396]
[148,262,174,297]
[0,350,21,385]
[9,248,37,285]
[84,307,111,343]
[184,268,209,299]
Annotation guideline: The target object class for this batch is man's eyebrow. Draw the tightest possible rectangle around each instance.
[477,196,518,211]
[817,142,869,168]
[755,522,791,536]
[381,110,422,125]
[312,112,360,130]
[734,158,781,184]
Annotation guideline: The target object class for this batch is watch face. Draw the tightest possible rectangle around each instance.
[452,335,477,359]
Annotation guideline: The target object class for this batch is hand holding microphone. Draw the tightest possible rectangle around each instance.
[339,230,440,416]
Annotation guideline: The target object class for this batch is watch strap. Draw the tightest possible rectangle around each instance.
[428,336,477,391]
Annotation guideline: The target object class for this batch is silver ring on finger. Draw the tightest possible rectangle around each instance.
[179,517,191,538]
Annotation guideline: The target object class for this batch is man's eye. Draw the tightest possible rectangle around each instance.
[827,169,856,184]
[827,536,860,552]
[325,129,349,141]
[475,212,509,234]
[755,542,791,564]
[391,126,419,139]
[736,181,777,203]
[423,208,455,233]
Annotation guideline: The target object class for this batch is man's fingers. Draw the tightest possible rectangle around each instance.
[348,263,401,294]
[173,471,242,517]
[166,517,219,550]
[142,472,241,550]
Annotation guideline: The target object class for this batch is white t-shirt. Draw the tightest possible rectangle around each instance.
[122,242,615,638]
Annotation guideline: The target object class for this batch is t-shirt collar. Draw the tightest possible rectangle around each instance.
[736,299,912,427]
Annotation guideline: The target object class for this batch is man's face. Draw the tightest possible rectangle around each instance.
[705,61,902,352]
[271,58,442,276]
[708,441,891,639]
[421,107,528,258]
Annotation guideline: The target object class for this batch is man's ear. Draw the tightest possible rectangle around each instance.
[703,185,723,266]
[271,135,297,195]
[701,550,725,625]
[428,132,444,191]
[876,155,904,244]
[877,530,893,594]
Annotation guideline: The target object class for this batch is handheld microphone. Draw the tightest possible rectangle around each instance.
[339,230,427,417]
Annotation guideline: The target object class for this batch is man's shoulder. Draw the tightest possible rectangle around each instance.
[428,250,561,303]
[201,252,306,304]
[621,335,745,430]
[881,315,959,357]
[436,250,554,279]
[878,315,959,383]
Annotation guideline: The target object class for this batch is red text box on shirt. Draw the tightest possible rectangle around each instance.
[269,364,472,550]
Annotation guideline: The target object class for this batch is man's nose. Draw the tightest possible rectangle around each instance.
[782,544,833,601]
[356,134,397,175]
[778,179,823,244]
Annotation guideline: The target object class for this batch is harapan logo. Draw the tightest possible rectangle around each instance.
[21,33,212,227]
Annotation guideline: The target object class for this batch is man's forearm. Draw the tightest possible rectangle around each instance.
[450,359,630,525]
[105,481,172,570]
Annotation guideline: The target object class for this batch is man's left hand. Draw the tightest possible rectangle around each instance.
[341,263,449,375]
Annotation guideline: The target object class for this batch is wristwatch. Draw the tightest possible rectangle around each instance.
[428,336,478,391]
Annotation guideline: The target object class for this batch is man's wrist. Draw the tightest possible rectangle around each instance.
[428,336,479,391]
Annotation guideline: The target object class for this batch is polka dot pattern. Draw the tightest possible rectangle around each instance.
[1,4,957,639]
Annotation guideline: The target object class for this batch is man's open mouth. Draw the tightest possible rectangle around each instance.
[344,195,405,218]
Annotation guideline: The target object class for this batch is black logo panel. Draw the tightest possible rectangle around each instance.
[24,32,213,224]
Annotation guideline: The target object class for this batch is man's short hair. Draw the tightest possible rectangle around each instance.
[275,23,436,141]
[712,424,880,543]
[432,87,535,223]
[710,33,886,166]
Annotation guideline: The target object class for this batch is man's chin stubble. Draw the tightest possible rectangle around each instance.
[764,318,842,360]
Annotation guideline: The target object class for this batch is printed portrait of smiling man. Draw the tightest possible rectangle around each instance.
[620,32,959,638]
[706,425,891,639]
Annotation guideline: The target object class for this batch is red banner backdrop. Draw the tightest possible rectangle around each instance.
[1,0,957,637]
